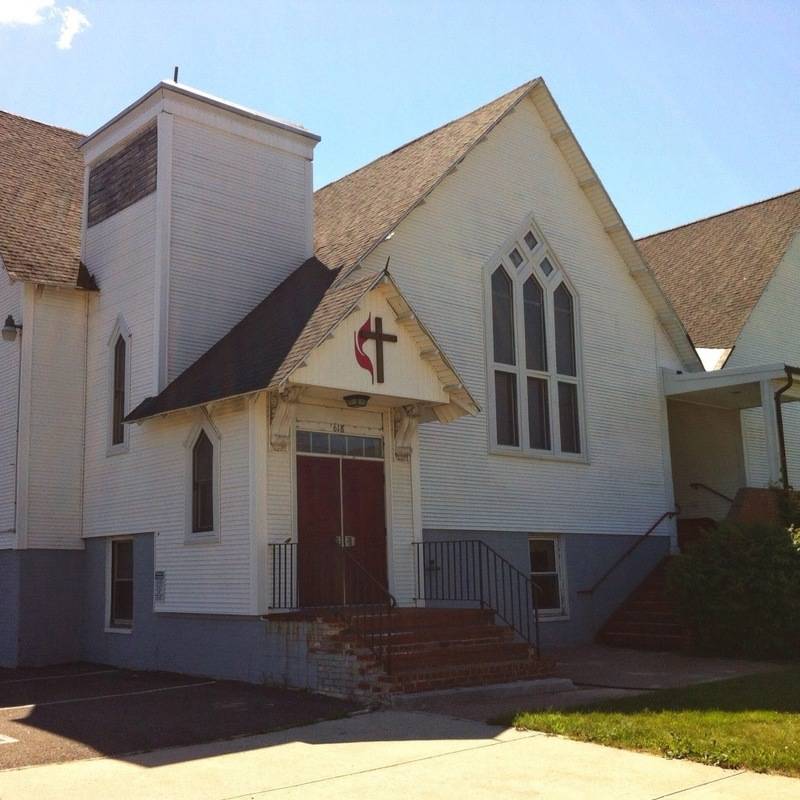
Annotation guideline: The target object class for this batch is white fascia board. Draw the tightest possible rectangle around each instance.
[662,363,794,396]
[79,81,320,155]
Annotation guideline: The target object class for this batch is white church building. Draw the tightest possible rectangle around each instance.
[1,78,798,696]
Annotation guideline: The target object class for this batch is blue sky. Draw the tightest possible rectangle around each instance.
[1,0,798,237]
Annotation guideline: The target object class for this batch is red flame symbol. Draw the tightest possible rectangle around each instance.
[354,314,374,383]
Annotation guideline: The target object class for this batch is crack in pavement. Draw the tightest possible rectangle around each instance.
[219,730,546,799]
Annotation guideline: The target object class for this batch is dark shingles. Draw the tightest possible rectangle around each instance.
[126,257,339,421]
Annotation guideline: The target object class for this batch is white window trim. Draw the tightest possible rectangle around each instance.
[483,213,588,463]
[529,534,569,621]
[184,414,222,544]
[106,314,132,456]
[105,536,134,634]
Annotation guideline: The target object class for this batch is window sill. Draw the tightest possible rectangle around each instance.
[106,442,130,458]
[184,531,221,545]
[489,446,588,465]
[104,626,133,635]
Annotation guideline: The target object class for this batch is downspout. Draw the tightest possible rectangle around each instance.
[11,323,22,536]
[774,366,800,491]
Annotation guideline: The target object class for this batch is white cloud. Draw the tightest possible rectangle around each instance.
[0,0,89,49]
[54,5,88,49]
[0,0,55,25]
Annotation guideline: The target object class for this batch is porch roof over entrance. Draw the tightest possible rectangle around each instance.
[126,256,478,424]
[662,363,800,409]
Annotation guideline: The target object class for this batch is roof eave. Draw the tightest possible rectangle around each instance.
[80,81,321,150]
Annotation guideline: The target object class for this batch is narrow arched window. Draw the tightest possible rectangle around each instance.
[554,284,576,377]
[112,335,126,445]
[486,221,584,457]
[192,431,214,533]
[523,276,546,371]
[491,266,515,365]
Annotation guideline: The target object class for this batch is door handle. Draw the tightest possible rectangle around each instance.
[335,535,356,548]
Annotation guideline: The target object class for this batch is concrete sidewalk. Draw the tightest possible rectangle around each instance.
[0,710,797,800]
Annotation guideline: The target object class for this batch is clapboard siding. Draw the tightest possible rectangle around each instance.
[167,116,311,380]
[151,402,255,614]
[727,233,800,488]
[82,194,157,539]
[82,198,255,612]
[388,431,416,605]
[26,287,87,549]
[359,97,679,535]
[0,270,21,547]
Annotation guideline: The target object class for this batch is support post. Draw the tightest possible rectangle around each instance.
[760,379,782,487]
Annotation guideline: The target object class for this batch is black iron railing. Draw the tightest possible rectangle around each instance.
[268,540,397,673]
[578,508,678,596]
[413,539,540,655]
[689,482,734,504]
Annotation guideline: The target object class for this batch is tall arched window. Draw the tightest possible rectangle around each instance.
[192,430,214,533]
[112,336,126,446]
[108,316,131,454]
[486,219,584,458]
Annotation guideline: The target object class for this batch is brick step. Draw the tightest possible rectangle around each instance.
[337,623,513,649]
[609,609,680,624]
[386,634,516,656]
[340,608,495,632]
[601,631,690,650]
[602,620,688,637]
[386,658,552,694]
[391,642,531,670]
[621,598,676,612]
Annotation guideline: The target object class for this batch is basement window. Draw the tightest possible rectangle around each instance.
[109,538,134,630]
[529,536,568,618]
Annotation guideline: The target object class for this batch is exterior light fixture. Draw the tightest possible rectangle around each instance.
[2,315,22,342]
[343,394,369,408]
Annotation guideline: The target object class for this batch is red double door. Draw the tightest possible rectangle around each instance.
[296,454,388,607]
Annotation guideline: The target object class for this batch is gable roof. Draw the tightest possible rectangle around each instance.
[0,110,85,287]
[314,79,701,371]
[638,188,800,350]
[127,256,478,423]
[126,257,343,421]
[314,80,539,271]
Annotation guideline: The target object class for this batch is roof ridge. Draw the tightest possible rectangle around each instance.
[638,186,800,241]
[315,78,539,194]
[0,108,84,138]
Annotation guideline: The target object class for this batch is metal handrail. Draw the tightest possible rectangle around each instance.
[268,539,397,673]
[336,544,398,609]
[414,539,540,656]
[689,482,734,504]
[578,508,678,596]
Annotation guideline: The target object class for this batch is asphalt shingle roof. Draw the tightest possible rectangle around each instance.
[638,189,800,350]
[0,110,84,286]
[314,80,539,271]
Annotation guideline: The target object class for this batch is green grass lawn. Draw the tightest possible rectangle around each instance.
[507,668,800,777]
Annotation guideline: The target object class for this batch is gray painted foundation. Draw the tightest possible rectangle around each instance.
[422,529,670,648]
[0,548,83,668]
[81,535,362,693]
[2,528,669,680]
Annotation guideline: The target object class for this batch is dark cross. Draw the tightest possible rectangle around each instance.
[363,317,397,383]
